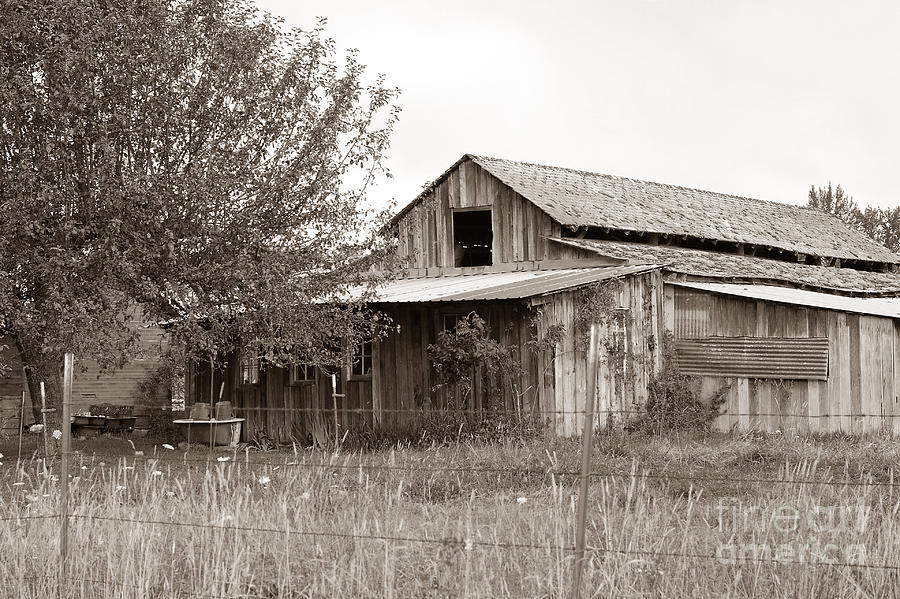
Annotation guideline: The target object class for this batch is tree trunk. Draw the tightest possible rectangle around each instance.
[16,339,64,431]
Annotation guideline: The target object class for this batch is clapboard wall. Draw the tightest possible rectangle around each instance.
[392,158,563,270]
[0,311,168,434]
[669,285,900,434]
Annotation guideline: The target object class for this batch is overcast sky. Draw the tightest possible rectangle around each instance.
[255,0,899,214]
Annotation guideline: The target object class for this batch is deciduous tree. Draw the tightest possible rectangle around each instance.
[0,0,400,423]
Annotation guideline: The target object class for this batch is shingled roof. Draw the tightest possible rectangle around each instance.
[551,238,900,296]
[466,155,898,264]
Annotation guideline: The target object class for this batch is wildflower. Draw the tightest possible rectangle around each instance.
[258,476,271,485]
[81,466,88,470]
[162,444,175,451]
[116,485,126,492]
[220,514,234,523]
[516,496,527,504]
[464,539,474,551]
[0,452,4,459]
[29,424,43,433]
[165,491,176,497]
[217,456,230,462]
[301,492,311,500]
[151,470,163,477]
[52,429,62,440]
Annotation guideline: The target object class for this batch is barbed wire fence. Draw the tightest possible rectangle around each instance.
[3,350,900,597]
[5,415,900,598]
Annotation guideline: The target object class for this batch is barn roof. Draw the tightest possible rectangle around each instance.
[467,155,898,264]
[551,238,900,296]
[349,264,659,303]
[392,154,897,264]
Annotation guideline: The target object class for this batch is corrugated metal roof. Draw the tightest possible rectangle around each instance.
[671,281,900,319]
[350,265,659,303]
[675,337,829,380]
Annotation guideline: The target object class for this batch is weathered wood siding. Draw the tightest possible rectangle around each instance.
[372,301,537,428]
[190,352,373,445]
[193,273,665,441]
[393,159,563,269]
[671,285,900,434]
[0,312,167,433]
[533,271,664,435]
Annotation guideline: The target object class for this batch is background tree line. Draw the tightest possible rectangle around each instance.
[808,183,900,253]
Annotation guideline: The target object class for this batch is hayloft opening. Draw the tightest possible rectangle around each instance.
[453,209,493,266]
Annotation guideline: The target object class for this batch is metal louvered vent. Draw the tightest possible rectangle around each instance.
[675,337,829,380]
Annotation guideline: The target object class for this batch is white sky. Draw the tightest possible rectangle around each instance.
[255,0,900,213]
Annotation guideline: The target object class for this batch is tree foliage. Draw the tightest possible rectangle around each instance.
[0,0,400,419]
[427,312,521,409]
[808,183,900,253]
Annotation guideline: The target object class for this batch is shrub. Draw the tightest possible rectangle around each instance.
[628,332,727,433]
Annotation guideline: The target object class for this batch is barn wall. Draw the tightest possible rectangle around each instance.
[211,273,665,442]
[0,311,168,434]
[191,349,373,445]
[534,271,664,435]
[393,158,563,270]
[373,300,537,428]
[672,285,900,434]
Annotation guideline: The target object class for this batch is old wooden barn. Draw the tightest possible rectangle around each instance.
[190,154,900,440]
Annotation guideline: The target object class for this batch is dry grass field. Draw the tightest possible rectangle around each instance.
[1,430,899,598]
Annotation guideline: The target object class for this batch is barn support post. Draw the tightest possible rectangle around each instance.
[59,352,74,594]
[572,326,598,597]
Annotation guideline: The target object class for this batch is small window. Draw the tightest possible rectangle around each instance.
[442,313,465,332]
[290,363,316,384]
[453,209,492,266]
[350,341,373,377]
[239,354,260,385]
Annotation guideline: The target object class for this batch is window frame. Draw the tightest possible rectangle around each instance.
[289,363,317,385]
[451,207,493,267]
[348,340,374,380]
[238,353,261,386]
[442,312,468,333]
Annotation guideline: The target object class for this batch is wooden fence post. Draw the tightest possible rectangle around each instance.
[572,326,598,598]
[59,352,74,594]
[17,390,25,464]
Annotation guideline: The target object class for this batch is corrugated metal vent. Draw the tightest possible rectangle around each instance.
[675,337,829,380]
